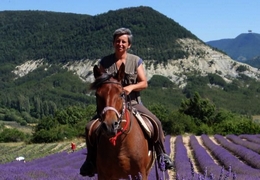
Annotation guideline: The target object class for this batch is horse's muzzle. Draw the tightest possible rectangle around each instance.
[101,121,120,137]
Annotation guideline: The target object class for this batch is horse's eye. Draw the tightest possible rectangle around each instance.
[120,92,125,98]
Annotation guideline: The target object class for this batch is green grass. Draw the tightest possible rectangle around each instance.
[0,120,33,134]
[0,120,85,164]
[0,138,85,164]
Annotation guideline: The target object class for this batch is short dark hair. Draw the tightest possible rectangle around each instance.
[113,28,133,44]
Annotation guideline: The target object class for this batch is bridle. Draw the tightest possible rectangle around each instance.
[97,80,131,145]
[100,81,126,125]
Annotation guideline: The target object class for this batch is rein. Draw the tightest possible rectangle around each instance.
[109,107,130,146]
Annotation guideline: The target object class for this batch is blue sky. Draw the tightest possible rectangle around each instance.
[1,0,259,42]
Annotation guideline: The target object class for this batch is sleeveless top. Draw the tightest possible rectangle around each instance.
[99,53,143,104]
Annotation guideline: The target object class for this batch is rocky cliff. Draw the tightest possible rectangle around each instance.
[12,38,260,88]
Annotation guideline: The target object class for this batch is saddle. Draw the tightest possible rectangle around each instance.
[88,109,160,145]
[132,108,159,143]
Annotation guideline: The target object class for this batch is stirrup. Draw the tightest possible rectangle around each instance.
[158,154,174,171]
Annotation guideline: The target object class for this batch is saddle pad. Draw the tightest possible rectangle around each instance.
[132,109,152,138]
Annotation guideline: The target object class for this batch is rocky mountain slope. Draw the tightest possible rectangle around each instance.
[12,38,260,88]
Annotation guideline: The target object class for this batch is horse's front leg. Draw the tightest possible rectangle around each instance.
[138,169,148,180]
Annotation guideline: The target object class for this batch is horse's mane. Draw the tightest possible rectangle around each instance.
[90,73,114,90]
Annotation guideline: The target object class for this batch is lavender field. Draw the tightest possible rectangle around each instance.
[0,137,170,180]
[1,134,260,179]
[173,134,260,180]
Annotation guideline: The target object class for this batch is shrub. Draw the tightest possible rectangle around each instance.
[32,129,59,143]
[208,73,226,87]
[0,128,27,142]
[165,111,196,135]
[214,118,260,135]
[236,65,247,72]
[195,123,214,135]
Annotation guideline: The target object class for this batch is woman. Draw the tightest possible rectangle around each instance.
[80,28,173,177]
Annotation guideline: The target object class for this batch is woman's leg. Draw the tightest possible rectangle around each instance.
[80,116,99,177]
[132,104,174,170]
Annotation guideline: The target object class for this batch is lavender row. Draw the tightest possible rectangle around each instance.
[189,135,228,179]
[215,134,260,169]
[239,134,260,144]
[164,135,171,179]
[201,134,260,178]
[254,134,260,138]
[226,134,260,153]
[174,135,199,179]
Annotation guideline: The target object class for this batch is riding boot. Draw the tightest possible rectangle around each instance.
[80,143,97,177]
[80,121,98,177]
[155,141,174,171]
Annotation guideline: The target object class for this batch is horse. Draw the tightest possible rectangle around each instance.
[89,63,155,180]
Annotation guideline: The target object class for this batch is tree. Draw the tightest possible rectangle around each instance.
[179,92,216,126]
[148,103,169,123]
[17,94,30,112]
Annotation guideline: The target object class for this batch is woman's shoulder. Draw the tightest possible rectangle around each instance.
[127,53,143,67]
[127,53,141,60]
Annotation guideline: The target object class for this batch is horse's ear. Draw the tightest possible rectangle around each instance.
[116,63,125,81]
[93,65,102,79]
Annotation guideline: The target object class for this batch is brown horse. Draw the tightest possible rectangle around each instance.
[89,64,155,180]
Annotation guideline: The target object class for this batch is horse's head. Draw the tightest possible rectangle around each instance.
[90,64,126,137]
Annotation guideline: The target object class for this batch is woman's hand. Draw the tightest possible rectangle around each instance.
[123,64,148,95]
[123,86,133,95]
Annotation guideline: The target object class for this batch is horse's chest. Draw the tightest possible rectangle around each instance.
[97,143,133,165]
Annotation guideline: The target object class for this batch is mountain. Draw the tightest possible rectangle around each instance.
[206,33,260,63]
[1,6,260,122]
[0,7,196,65]
[246,56,260,68]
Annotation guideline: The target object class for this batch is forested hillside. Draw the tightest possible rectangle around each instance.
[0,6,196,65]
[1,6,260,142]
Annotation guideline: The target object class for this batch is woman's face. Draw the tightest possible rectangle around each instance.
[113,34,131,53]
